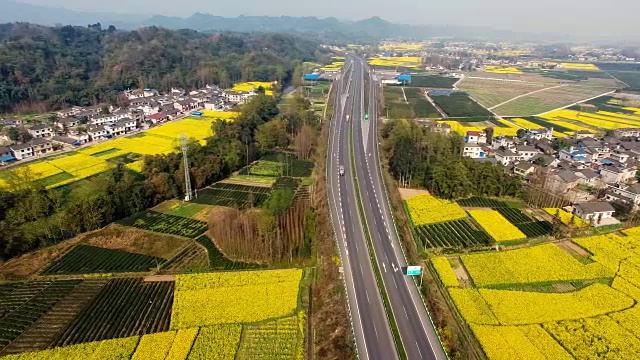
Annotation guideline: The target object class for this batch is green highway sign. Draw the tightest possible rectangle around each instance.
[406,266,422,276]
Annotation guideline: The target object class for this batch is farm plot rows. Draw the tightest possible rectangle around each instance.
[236,315,302,360]
[495,208,553,238]
[468,210,526,244]
[194,235,265,271]
[119,211,207,238]
[414,219,492,248]
[383,87,413,119]
[0,280,80,350]
[430,92,493,118]
[41,245,165,275]
[457,196,515,208]
[255,153,314,178]
[193,183,271,208]
[54,278,174,346]
[402,87,441,118]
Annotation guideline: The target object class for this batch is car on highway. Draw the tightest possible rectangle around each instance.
[346,115,350,122]
[339,165,345,176]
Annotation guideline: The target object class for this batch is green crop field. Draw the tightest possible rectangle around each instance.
[414,219,492,249]
[54,278,174,346]
[384,86,413,119]
[404,75,458,88]
[41,244,165,275]
[431,92,493,117]
[118,211,207,238]
[193,183,271,208]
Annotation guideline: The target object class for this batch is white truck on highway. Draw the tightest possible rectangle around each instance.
[339,165,345,176]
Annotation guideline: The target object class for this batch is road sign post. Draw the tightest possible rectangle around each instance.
[405,265,423,288]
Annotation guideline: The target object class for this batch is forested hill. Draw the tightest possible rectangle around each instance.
[0,23,327,112]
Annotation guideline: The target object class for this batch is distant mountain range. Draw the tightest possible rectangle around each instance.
[0,0,571,42]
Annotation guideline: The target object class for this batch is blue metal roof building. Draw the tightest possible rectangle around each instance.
[304,74,320,80]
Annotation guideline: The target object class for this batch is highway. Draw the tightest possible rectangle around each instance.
[327,55,449,360]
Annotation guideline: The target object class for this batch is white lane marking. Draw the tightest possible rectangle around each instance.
[392,276,398,288]
[382,263,387,272]
[373,321,379,339]
[365,289,370,303]
[416,341,423,359]
[403,305,409,319]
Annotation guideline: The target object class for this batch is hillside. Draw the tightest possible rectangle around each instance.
[0,22,325,112]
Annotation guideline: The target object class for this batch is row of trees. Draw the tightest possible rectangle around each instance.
[0,23,327,112]
[382,120,521,199]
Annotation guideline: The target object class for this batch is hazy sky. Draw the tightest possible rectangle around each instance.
[20,0,640,38]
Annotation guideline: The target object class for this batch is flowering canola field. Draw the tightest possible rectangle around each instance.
[231,82,276,96]
[433,227,640,359]
[540,108,640,130]
[404,194,467,226]
[468,209,526,243]
[544,208,589,228]
[171,269,302,329]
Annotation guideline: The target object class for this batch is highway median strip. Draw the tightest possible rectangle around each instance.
[348,99,408,360]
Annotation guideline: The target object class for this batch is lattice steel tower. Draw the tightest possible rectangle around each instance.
[181,134,193,201]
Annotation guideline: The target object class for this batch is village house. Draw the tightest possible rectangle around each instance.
[559,147,589,163]
[29,138,53,156]
[614,128,640,138]
[573,130,595,140]
[462,143,484,159]
[600,164,637,184]
[545,169,580,193]
[147,113,169,124]
[575,168,599,186]
[526,128,553,141]
[492,135,515,150]
[530,154,559,168]
[513,162,536,176]
[515,145,539,161]
[0,146,15,164]
[89,113,119,125]
[87,125,108,141]
[465,131,487,144]
[117,118,138,133]
[572,202,616,225]
[495,149,519,165]
[27,124,53,138]
[9,143,33,160]
[104,122,126,137]
[174,99,199,113]
[55,117,80,130]
[605,183,640,208]
[56,106,84,118]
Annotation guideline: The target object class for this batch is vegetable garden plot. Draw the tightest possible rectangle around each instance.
[496,208,553,238]
[192,188,269,208]
[0,280,80,350]
[41,245,165,275]
[210,183,271,194]
[457,197,514,208]
[414,219,492,248]
[274,177,300,191]
[194,235,265,271]
[54,278,174,346]
[119,211,207,238]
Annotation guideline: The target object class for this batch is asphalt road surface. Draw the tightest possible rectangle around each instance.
[327,55,448,360]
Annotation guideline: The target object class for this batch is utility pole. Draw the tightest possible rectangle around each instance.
[181,134,193,201]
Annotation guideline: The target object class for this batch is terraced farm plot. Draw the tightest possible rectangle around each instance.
[237,315,302,360]
[193,183,271,208]
[119,211,207,238]
[0,280,79,350]
[414,219,492,249]
[41,245,165,275]
[152,201,213,220]
[458,78,549,109]
[54,278,174,346]
[194,235,265,271]
[492,85,615,116]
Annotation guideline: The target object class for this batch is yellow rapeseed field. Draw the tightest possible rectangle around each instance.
[467,209,525,243]
[484,66,523,74]
[404,194,467,226]
[544,208,589,228]
[171,269,302,329]
[460,243,613,287]
[0,336,140,360]
[448,288,499,325]
[166,328,199,360]
[479,284,633,325]
[131,331,176,360]
[367,57,423,69]
[431,257,459,287]
[188,324,242,360]
[436,226,640,359]
[232,82,276,96]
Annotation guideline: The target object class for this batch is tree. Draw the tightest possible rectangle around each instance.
[533,157,547,167]
[483,127,494,145]
[516,129,527,138]
[294,124,315,160]
[8,127,19,141]
[255,119,288,151]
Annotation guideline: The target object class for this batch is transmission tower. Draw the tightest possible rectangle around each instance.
[181,134,193,201]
